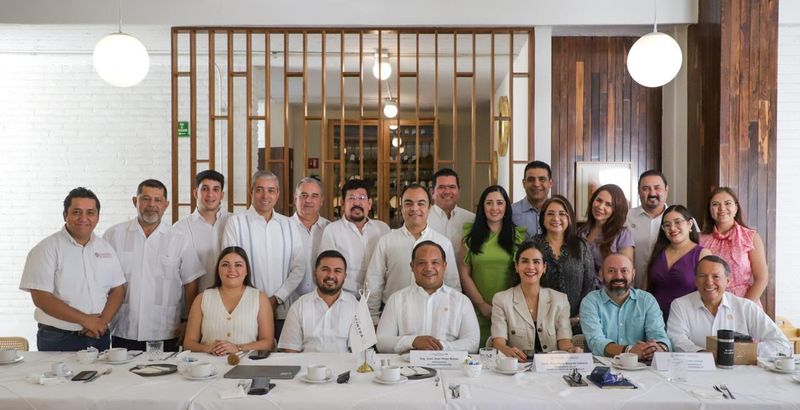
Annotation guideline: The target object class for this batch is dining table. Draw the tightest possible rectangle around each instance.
[0,351,798,410]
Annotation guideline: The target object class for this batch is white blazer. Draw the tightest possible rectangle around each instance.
[490,286,572,352]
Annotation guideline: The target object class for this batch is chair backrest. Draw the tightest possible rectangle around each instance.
[0,337,30,351]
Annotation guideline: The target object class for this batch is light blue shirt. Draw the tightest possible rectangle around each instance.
[511,198,540,238]
[580,288,670,355]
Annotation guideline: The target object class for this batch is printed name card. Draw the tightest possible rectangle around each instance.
[534,353,593,373]
[410,350,467,369]
[652,352,716,371]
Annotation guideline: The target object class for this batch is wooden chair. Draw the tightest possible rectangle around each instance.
[0,337,29,351]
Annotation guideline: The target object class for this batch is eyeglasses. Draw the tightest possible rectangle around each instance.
[661,218,687,230]
[345,195,369,202]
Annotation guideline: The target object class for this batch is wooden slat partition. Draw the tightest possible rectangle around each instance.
[687,0,778,316]
[550,36,662,205]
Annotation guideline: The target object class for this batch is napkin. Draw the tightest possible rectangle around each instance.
[218,386,246,399]
[691,388,724,399]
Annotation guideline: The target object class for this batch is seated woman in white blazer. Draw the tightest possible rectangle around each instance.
[490,240,582,361]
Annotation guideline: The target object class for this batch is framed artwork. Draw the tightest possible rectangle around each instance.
[574,161,634,221]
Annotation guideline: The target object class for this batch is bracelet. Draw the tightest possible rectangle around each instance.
[624,345,633,353]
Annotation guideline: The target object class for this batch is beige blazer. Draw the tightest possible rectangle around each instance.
[490,286,572,352]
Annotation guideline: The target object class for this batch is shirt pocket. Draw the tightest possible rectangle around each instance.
[508,326,531,350]
[156,255,182,307]
[53,262,77,304]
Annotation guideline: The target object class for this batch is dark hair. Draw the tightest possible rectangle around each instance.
[578,184,629,260]
[538,195,582,257]
[638,169,668,188]
[341,178,371,199]
[514,239,546,264]
[696,254,732,277]
[401,183,432,204]
[195,170,225,190]
[466,185,515,256]
[137,179,168,197]
[432,168,460,188]
[63,187,101,215]
[647,205,699,274]
[315,249,347,271]
[701,187,749,234]
[213,246,254,288]
[412,240,446,261]
[524,160,552,179]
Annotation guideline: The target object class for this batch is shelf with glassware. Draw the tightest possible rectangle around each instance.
[385,123,435,227]
[328,122,380,221]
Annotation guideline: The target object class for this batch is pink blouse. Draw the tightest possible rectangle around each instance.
[700,222,760,304]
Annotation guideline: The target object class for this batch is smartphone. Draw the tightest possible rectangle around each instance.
[71,370,98,382]
[249,350,271,360]
[248,377,274,395]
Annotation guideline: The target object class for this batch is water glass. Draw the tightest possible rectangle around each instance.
[479,347,497,369]
[667,353,688,382]
[146,340,164,361]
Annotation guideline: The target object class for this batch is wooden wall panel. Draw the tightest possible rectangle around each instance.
[551,37,662,205]
[687,0,778,316]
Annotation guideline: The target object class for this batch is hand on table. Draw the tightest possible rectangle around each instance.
[412,336,444,350]
[497,345,528,362]
[629,340,660,360]
[208,340,239,356]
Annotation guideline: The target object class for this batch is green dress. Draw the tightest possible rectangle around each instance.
[463,224,527,347]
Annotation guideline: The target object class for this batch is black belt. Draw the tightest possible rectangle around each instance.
[38,323,85,336]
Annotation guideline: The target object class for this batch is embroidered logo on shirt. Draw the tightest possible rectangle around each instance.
[95,252,113,258]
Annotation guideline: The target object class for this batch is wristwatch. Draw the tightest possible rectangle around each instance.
[237,344,244,352]
[624,345,633,353]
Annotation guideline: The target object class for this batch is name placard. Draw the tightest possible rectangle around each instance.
[410,350,467,369]
[533,353,594,373]
[652,352,716,371]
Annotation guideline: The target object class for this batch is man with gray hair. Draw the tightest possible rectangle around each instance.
[223,171,304,338]
[289,176,330,297]
[667,255,791,356]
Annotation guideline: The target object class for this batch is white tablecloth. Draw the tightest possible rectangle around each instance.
[1,352,798,410]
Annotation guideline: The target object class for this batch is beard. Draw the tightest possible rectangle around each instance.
[605,279,630,297]
[317,279,343,295]
[346,206,366,222]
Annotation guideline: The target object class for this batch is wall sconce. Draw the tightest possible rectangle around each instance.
[93,0,150,87]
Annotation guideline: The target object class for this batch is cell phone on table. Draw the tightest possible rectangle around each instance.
[249,350,271,360]
[71,370,97,381]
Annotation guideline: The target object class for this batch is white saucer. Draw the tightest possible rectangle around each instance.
[763,355,800,364]
[610,359,648,371]
[103,357,135,365]
[765,364,798,374]
[0,355,24,365]
[299,374,334,384]
[181,370,218,381]
[491,367,528,375]
[373,375,408,385]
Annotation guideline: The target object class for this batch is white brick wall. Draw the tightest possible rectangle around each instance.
[777,23,800,324]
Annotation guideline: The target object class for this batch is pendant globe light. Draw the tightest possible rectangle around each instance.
[372,49,392,80]
[93,1,150,87]
[626,0,682,88]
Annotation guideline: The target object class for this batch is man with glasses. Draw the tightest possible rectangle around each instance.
[289,176,330,298]
[223,171,305,339]
[626,170,669,288]
[512,161,553,238]
[103,179,205,352]
[318,179,390,296]
[427,168,475,253]
[366,183,462,322]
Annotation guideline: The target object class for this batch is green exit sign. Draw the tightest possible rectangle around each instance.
[178,121,190,137]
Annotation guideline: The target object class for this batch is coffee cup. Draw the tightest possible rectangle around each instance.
[775,356,796,372]
[189,361,214,378]
[380,365,402,381]
[77,349,98,364]
[0,349,18,362]
[51,361,66,377]
[107,347,128,362]
[306,364,330,381]
[497,357,519,372]
[613,352,638,368]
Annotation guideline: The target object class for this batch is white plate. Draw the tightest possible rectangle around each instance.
[491,366,529,375]
[610,359,648,371]
[181,370,218,381]
[0,355,24,365]
[299,374,334,384]
[373,375,408,385]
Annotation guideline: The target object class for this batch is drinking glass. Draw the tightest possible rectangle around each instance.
[479,347,497,369]
[146,340,164,361]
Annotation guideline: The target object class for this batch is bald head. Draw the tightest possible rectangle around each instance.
[601,253,635,298]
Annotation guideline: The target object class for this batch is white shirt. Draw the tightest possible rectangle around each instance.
[223,207,304,319]
[376,284,479,353]
[427,204,476,253]
[289,213,330,297]
[200,287,261,345]
[626,206,664,288]
[318,218,390,295]
[19,227,126,332]
[667,291,792,357]
[172,208,230,291]
[365,225,462,321]
[103,219,205,341]
[278,289,357,353]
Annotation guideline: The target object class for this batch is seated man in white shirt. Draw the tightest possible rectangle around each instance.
[377,241,479,353]
[278,250,357,353]
[667,255,791,356]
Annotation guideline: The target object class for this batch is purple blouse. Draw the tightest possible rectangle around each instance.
[648,244,704,321]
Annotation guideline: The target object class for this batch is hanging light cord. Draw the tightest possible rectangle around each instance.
[653,0,658,33]
[117,0,123,33]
